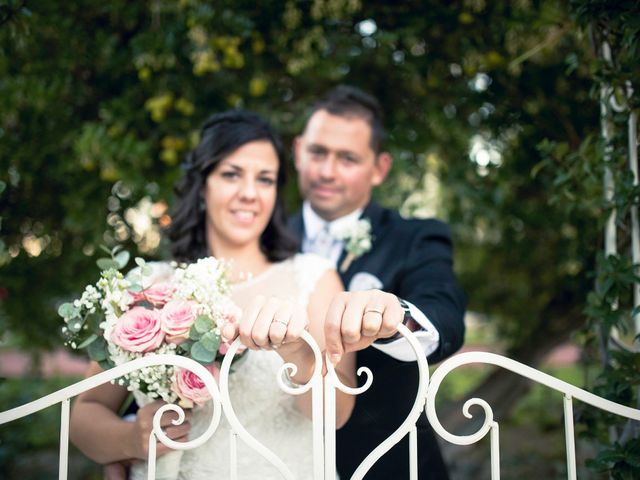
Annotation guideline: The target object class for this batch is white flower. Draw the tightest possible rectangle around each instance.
[331,218,374,272]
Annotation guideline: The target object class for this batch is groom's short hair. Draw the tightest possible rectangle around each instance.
[305,85,386,153]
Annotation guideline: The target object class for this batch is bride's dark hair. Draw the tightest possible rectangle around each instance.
[167,110,298,263]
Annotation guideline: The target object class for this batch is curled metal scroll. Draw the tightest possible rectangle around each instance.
[219,331,323,480]
[147,354,223,452]
[276,330,324,396]
[425,351,640,447]
[345,324,430,480]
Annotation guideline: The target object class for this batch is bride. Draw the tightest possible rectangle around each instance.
[69,110,357,479]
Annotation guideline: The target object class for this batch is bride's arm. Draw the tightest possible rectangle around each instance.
[222,269,356,428]
[70,362,192,464]
[281,270,356,428]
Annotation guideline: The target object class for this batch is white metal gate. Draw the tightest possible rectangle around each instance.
[1,325,638,479]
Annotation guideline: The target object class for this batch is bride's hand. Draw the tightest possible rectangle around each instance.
[127,400,192,460]
[221,295,309,354]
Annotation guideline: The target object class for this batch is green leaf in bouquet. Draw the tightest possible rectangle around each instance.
[114,250,130,269]
[191,341,216,363]
[99,245,112,256]
[97,258,120,270]
[58,302,80,319]
[76,333,98,349]
[177,340,193,354]
[111,245,123,255]
[67,317,86,333]
[98,358,115,371]
[141,264,153,276]
[189,324,202,340]
[88,336,108,362]
[86,311,105,332]
[194,315,214,334]
[200,331,220,353]
[128,283,143,293]
[134,257,146,267]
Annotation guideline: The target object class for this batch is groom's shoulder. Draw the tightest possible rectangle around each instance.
[379,207,451,238]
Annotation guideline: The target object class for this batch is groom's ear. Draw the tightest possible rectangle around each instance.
[372,152,392,186]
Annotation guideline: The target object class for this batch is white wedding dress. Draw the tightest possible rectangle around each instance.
[161,253,331,480]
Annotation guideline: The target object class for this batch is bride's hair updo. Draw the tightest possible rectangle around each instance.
[168,110,298,263]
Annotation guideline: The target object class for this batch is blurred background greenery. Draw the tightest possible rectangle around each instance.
[1,0,638,478]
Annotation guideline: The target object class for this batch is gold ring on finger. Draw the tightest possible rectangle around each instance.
[364,307,384,315]
[272,319,289,327]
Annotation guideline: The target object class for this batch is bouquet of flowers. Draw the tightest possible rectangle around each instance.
[59,251,242,408]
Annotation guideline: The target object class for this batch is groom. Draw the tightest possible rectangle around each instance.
[289,85,466,479]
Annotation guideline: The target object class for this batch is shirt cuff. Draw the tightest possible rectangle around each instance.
[371,300,440,362]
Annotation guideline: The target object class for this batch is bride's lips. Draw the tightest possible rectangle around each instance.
[230,209,257,225]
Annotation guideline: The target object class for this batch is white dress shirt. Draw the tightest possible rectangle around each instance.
[301,202,440,361]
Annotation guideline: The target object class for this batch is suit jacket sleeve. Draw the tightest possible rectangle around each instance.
[397,219,466,364]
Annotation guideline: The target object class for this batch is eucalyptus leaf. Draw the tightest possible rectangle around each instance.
[141,264,153,276]
[191,341,216,363]
[58,302,80,319]
[97,258,119,270]
[77,333,98,349]
[194,315,214,334]
[99,245,112,256]
[88,337,108,361]
[114,250,130,269]
[67,317,86,333]
[86,311,105,331]
[200,331,221,353]
[128,283,143,293]
[111,245,123,255]
[98,358,115,371]
[189,324,202,340]
[134,257,146,267]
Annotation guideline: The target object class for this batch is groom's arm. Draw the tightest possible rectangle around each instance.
[324,219,466,364]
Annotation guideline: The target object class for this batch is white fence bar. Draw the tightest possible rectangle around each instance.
[563,395,577,480]
[409,425,418,480]
[426,351,640,480]
[490,422,499,480]
[59,398,70,480]
[350,323,428,480]
[4,335,640,479]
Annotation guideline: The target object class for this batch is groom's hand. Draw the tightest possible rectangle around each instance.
[324,290,404,365]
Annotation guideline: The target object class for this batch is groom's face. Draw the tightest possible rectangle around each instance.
[294,110,388,221]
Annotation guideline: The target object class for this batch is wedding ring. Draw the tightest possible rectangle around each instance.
[272,319,289,327]
[364,307,384,315]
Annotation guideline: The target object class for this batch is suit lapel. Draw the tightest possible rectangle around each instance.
[338,201,384,277]
[288,212,305,252]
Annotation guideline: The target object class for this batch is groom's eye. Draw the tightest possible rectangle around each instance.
[308,146,327,158]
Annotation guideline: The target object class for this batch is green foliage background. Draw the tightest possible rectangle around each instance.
[1,0,638,477]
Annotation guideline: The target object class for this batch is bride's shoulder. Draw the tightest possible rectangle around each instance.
[291,253,334,273]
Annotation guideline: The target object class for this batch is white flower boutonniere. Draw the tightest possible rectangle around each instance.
[332,218,373,272]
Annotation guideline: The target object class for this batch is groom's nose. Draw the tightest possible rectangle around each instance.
[318,156,338,179]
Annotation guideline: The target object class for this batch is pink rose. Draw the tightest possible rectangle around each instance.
[130,283,175,308]
[111,307,164,352]
[171,363,220,408]
[161,300,197,344]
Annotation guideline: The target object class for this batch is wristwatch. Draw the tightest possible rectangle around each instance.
[374,297,412,344]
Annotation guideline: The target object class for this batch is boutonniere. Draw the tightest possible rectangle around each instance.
[332,218,373,272]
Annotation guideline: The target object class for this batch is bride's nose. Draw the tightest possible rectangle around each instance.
[238,177,258,201]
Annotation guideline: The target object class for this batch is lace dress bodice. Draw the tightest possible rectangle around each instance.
[176,253,332,479]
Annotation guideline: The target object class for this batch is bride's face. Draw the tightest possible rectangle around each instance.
[204,140,279,252]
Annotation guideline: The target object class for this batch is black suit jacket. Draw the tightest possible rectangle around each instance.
[288,201,466,479]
